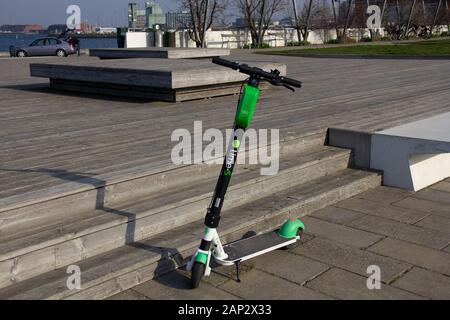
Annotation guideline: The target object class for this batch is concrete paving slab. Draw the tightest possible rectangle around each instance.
[368,237,450,276]
[336,197,428,224]
[292,237,411,283]
[356,186,413,204]
[348,215,450,249]
[250,250,329,285]
[132,270,240,300]
[392,267,450,300]
[415,215,450,234]
[311,205,365,225]
[394,197,450,218]
[107,289,148,300]
[306,268,425,300]
[218,269,332,300]
[414,189,450,205]
[430,181,450,193]
[301,216,383,248]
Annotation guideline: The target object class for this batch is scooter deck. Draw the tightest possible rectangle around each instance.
[216,231,298,264]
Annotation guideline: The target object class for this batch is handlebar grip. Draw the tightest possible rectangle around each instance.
[280,77,302,88]
[212,57,239,70]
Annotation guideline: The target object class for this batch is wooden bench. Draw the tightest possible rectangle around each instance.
[30,58,285,102]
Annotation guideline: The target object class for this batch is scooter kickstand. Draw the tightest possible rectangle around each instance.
[235,260,241,283]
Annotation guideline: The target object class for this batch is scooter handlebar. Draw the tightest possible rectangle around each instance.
[212,57,239,70]
[279,76,302,88]
[212,57,302,89]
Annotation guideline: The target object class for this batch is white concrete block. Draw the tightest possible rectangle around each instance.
[125,32,152,48]
[370,112,450,191]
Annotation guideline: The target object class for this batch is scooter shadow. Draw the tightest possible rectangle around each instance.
[153,230,259,290]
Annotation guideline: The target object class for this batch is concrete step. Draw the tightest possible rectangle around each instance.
[0,133,325,237]
[0,143,349,289]
[0,168,381,299]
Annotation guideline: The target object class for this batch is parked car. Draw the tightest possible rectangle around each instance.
[10,37,77,58]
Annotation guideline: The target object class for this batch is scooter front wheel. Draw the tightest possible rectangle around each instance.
[191,262,205,289]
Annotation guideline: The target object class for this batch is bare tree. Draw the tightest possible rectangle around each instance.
[331,0,340,37]
[342,0,354,38]
[293,0,325,42]
[445,0,450,34]
[236,0,286,47]
[181,0,225,47]
[431,0,443,34]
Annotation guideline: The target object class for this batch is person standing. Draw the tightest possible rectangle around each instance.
[73,36,81,56]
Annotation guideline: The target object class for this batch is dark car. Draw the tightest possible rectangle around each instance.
[10,37,77,58]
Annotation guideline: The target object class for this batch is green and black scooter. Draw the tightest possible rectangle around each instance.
[186,57,305,288]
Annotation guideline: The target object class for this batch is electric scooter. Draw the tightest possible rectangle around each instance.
[187,57,305,288]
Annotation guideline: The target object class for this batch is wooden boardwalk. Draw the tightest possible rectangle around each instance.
[1,54,450,211]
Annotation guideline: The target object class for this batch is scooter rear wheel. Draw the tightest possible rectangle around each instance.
[191,262,205,289]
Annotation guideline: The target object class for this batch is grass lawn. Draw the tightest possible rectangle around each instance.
[259,39,450,57]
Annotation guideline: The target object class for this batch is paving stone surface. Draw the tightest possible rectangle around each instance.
[119,183,450,300]
[368,238,450,276]
[311,206,364,225]
[300,216,384,249]
[348,215,450,249]
[218,269,332,300]
[132,270,240,300]
[394,197,450,218]
[413,189,450,206]
[291,237,411,283]
[108,290,148,300]
[391,267,450,300]
[306,268,425,300]
[356,186,413,204]
[415,215,450,234]
[337,197,428,224]
[429,181,450,193]
[249,250,329,285]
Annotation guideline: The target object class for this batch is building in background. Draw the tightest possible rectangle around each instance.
[128,3,147,29]
[47,24,69,35]
[165,11,191,29]
[146,1,166,29]
[0,24,44,33]
[94,27,117,34]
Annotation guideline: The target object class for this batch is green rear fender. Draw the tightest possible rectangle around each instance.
[277,219,305,239]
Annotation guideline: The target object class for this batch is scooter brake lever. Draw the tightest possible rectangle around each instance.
[282,84,296,92]
[270,79,295,92]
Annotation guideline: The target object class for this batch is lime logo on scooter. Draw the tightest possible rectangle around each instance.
[224,141,239,176]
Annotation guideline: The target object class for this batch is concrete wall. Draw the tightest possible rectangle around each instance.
[126,25,447,49]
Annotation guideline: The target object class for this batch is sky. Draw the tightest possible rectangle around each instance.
[0,0,310,27]
[0,0,179,26]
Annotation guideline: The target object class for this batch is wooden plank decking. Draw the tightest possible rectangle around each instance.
[1,53,450,211]
[89,47,230,59]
